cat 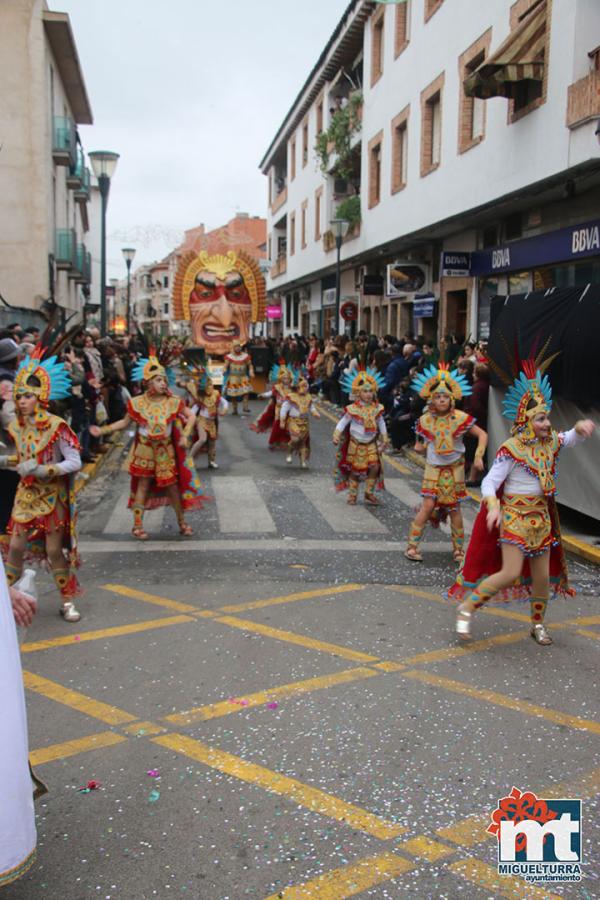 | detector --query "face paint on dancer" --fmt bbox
[298,379,309,394]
